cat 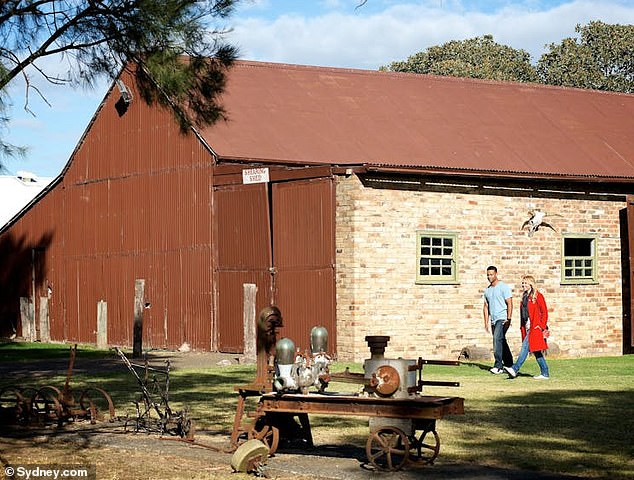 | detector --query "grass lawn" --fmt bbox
[0,342,632,479]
